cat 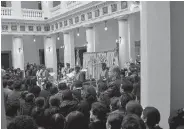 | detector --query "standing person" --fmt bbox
[74,66,85,83]
[63,63,71,76]
[100,63,109,81]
